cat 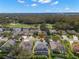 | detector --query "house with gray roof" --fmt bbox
[34,40,48,56]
